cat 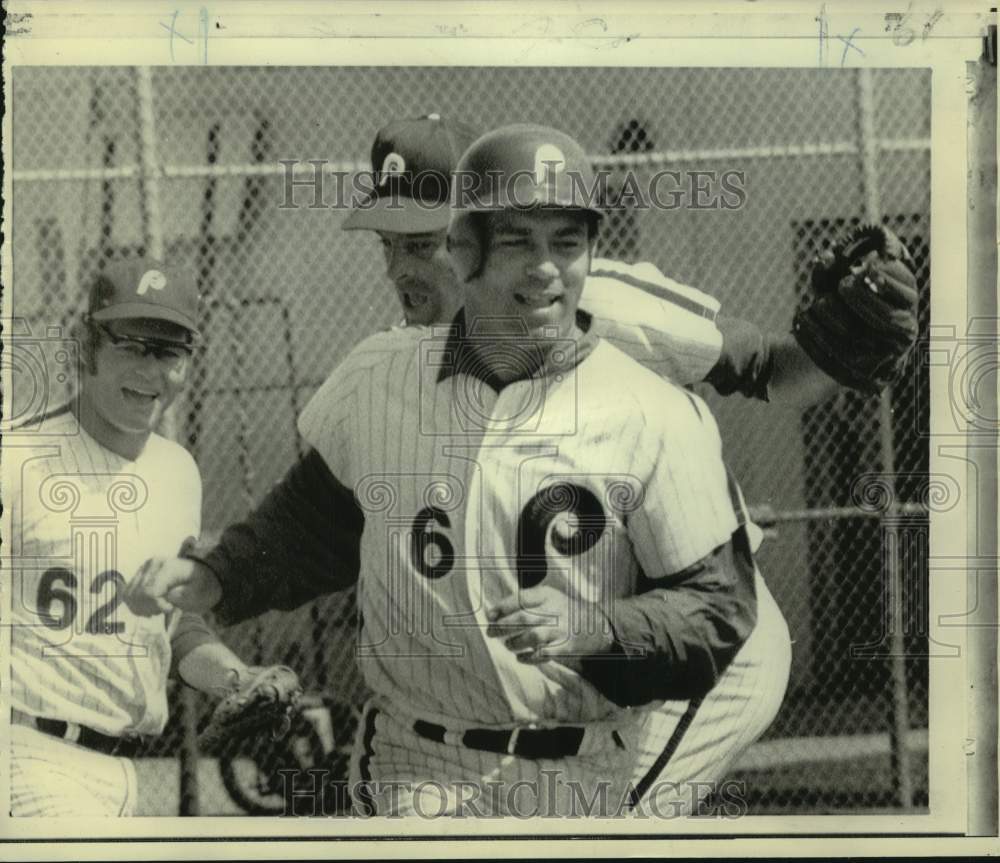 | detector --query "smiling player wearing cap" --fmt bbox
[5,258,281,817]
